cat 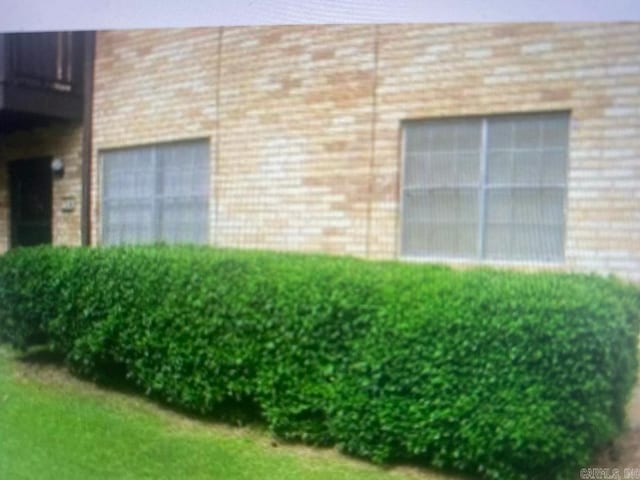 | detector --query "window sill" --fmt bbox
[400,255,567,272]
